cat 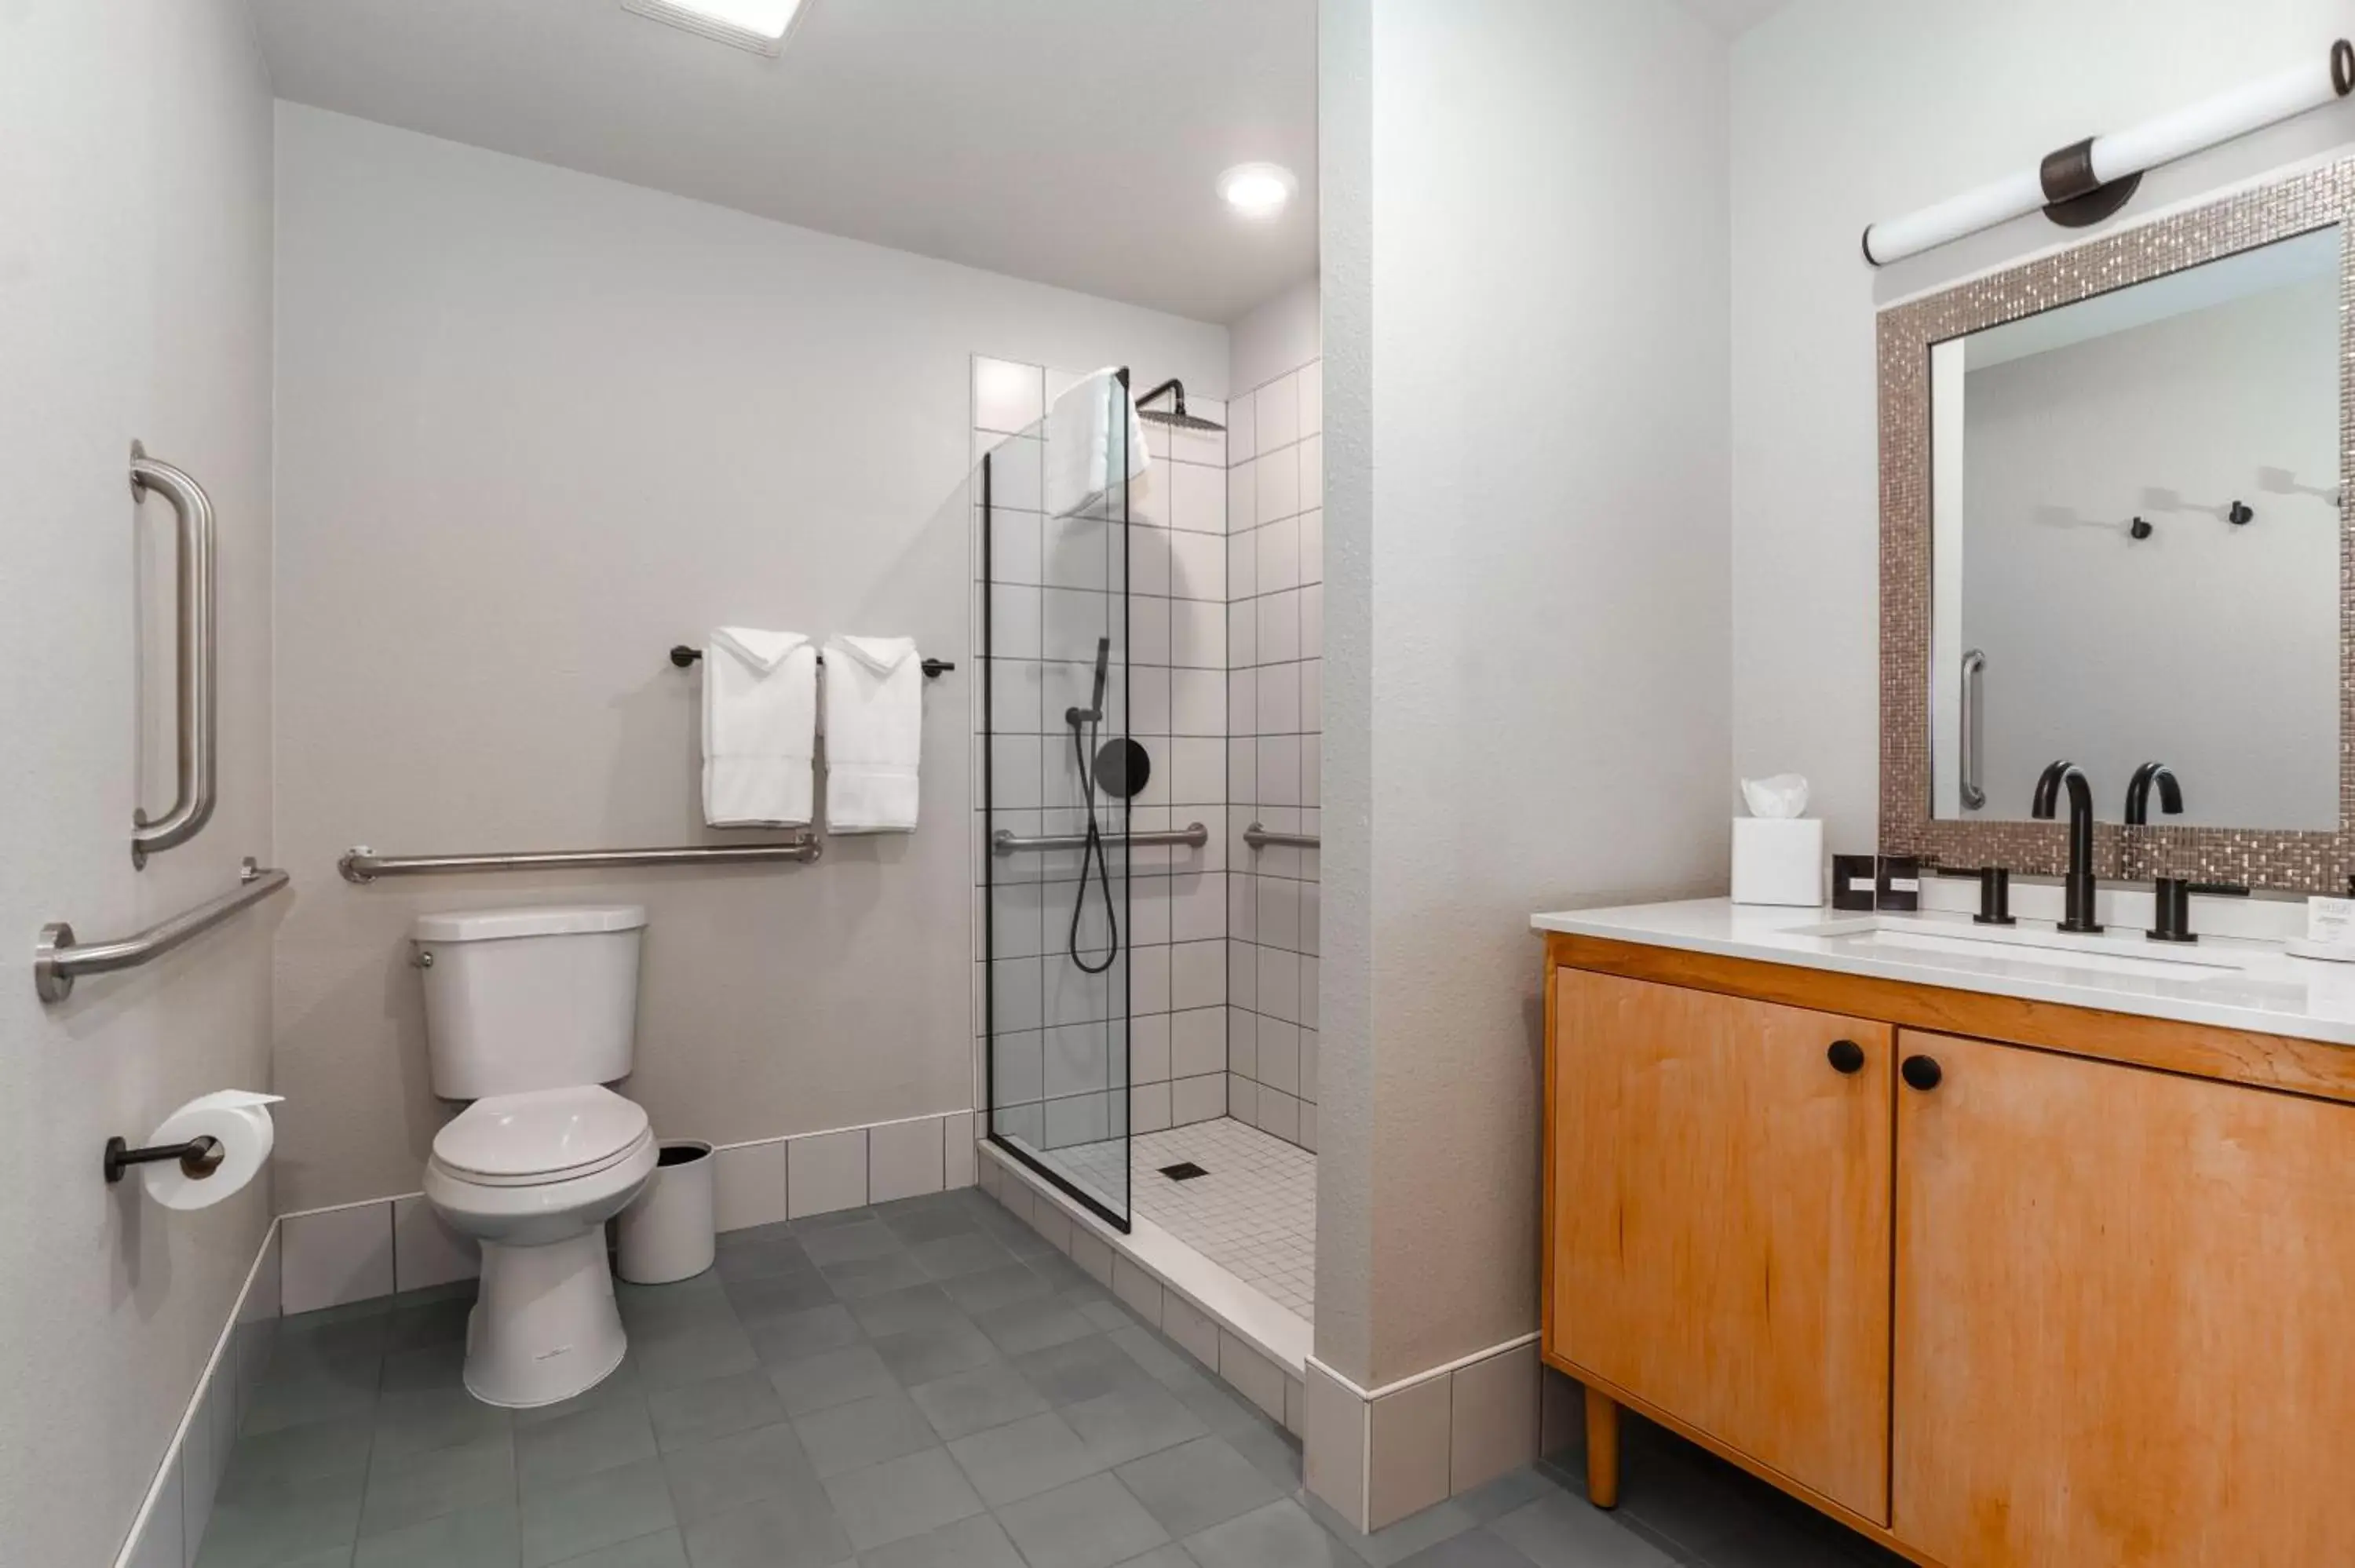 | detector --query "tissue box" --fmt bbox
[1732,818,1824,906]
